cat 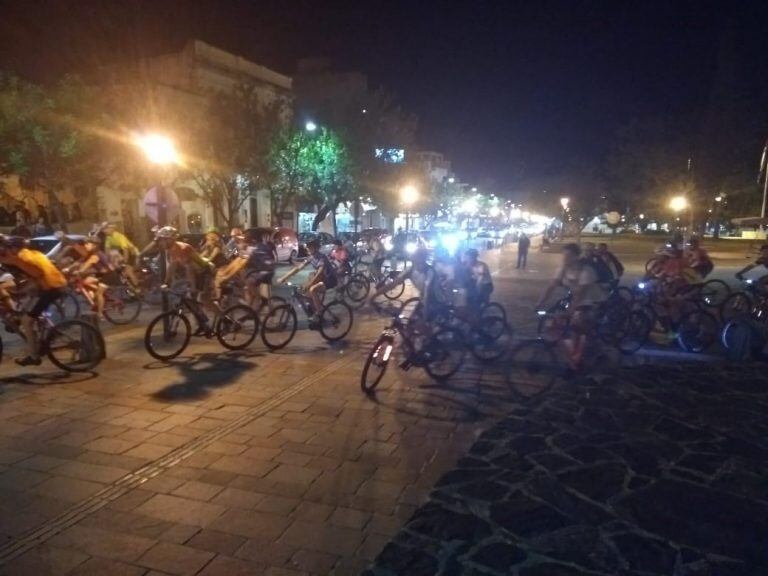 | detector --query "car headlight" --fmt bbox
[441,234,460,253]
